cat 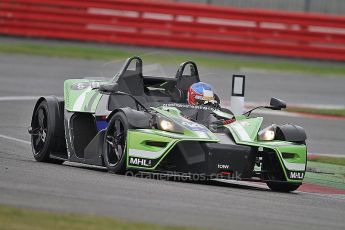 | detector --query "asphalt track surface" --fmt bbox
[1,54,345,230]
